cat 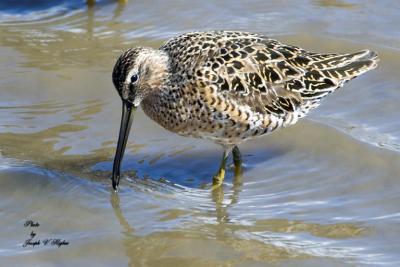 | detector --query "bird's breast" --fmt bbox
[141,93,189,133]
